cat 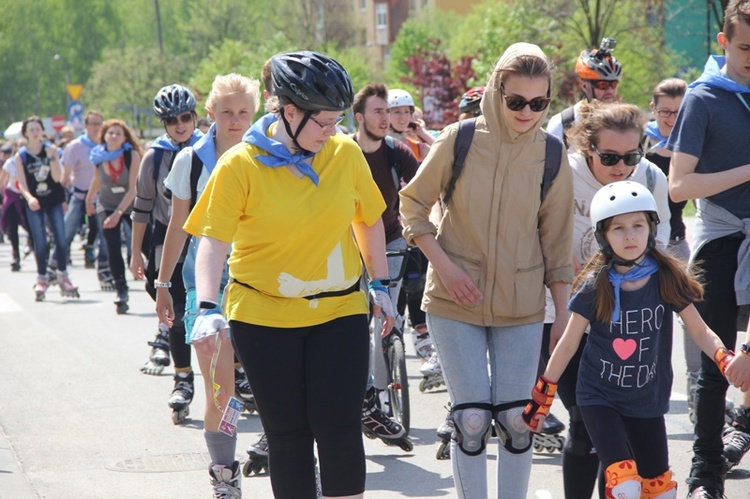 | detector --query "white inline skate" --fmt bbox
[57,270,80,299]
[168,371,194,424]
[33,274,50,302]
[419,351,445,392]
